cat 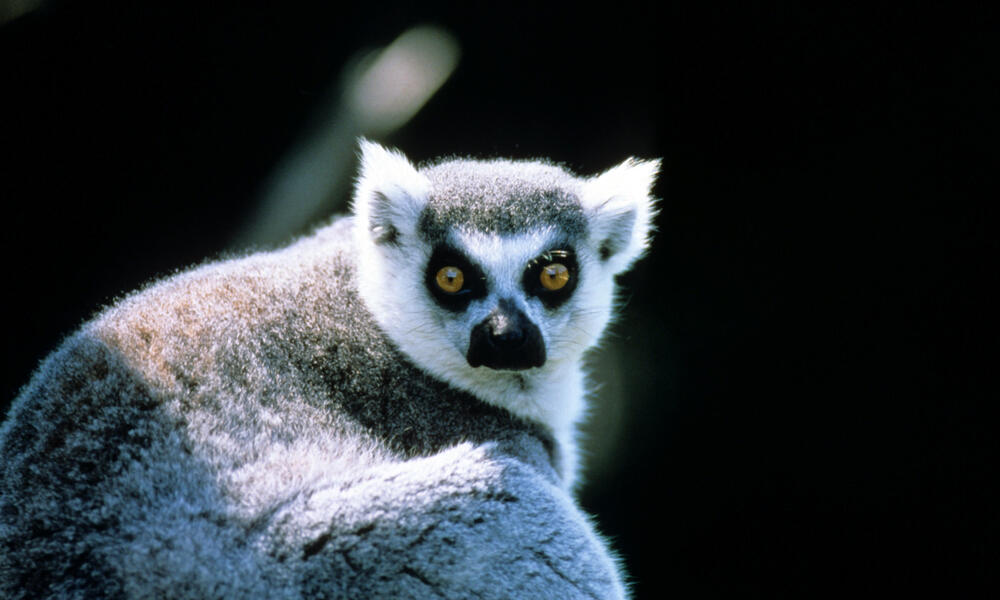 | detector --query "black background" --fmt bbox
[1,2,995,596]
